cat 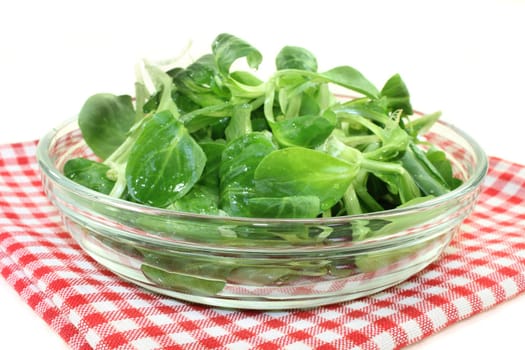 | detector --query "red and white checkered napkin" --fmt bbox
[1,140,525,350]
